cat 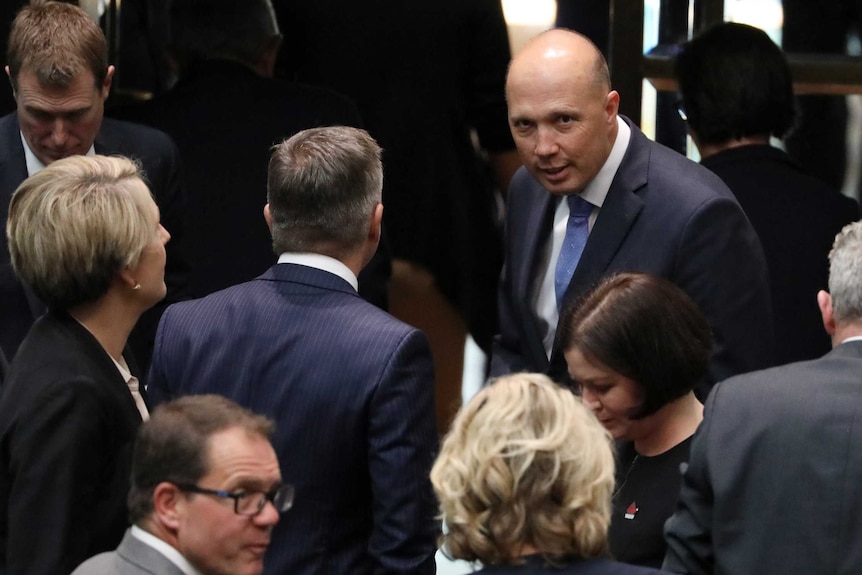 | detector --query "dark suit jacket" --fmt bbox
[148,263,439,575]
[0,311,144,575]
[108,60,392,307]
[491,117,774,395]
[0,347,6,390]
[0,112,190,369]
[663,340,862,575]
[72,529,185,575]
[702,145,860,365]
[478,554,671,574]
